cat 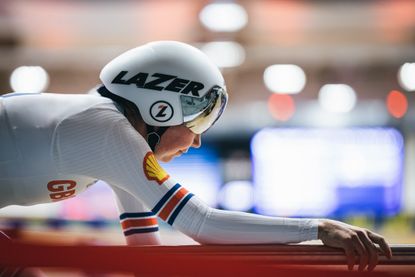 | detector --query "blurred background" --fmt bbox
[1,0,415,256]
